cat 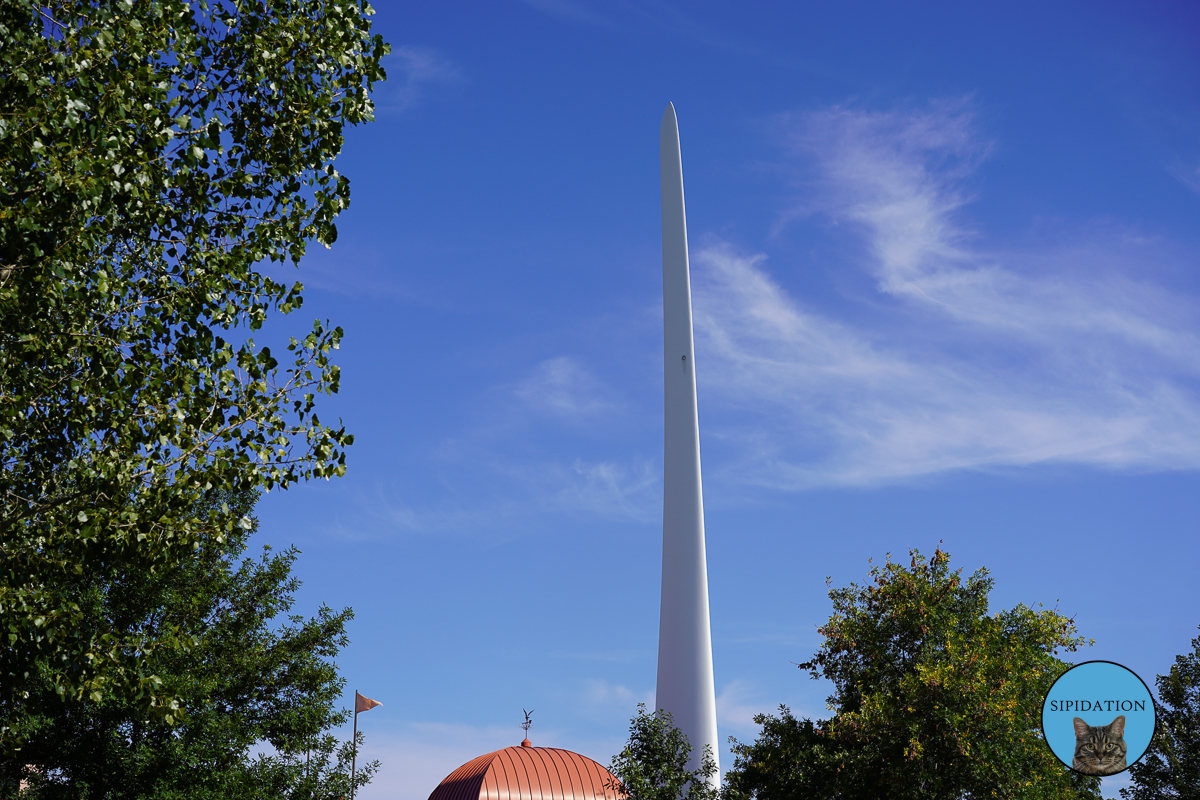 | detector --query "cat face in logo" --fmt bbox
[1072,715,1127,775]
